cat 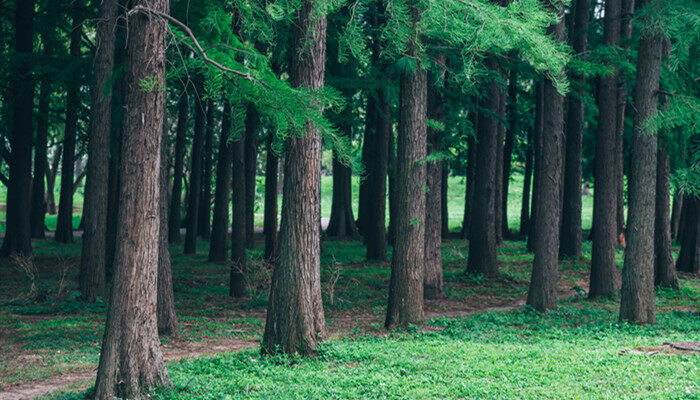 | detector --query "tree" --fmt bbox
[198,99,215,239]
[526,82,543,252]
[676,195,700,274]
[244,105,259,246]
[520,126,533,236]
[461,109,478,239]
[209,101,233,262]
[501,68,517,239]
[168,89,189,243]
[183,78,206,254]
[230,104,247,298]
[1,0,35,257]
[326,122,357,237]
[79,0,118,302]
[526,0,565,312]
[560,0,590,259]
[263,133,279,263]
[590,0,622,298]
[55,1,85,244]
[93,1,171,396]
[619,1,663,324]
[424,54,446,300]
[385,3,427,328]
